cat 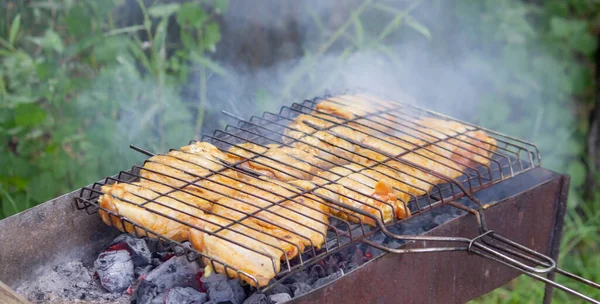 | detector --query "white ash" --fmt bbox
[111,234,152,267]
[201,273,247,304]
[268,293,292,304]
[14,261,129,304]
[158,286,207,304]
[94,250,134,293]
[145,255,201,291]
[290,282,312,297]
[242,293,269,304]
